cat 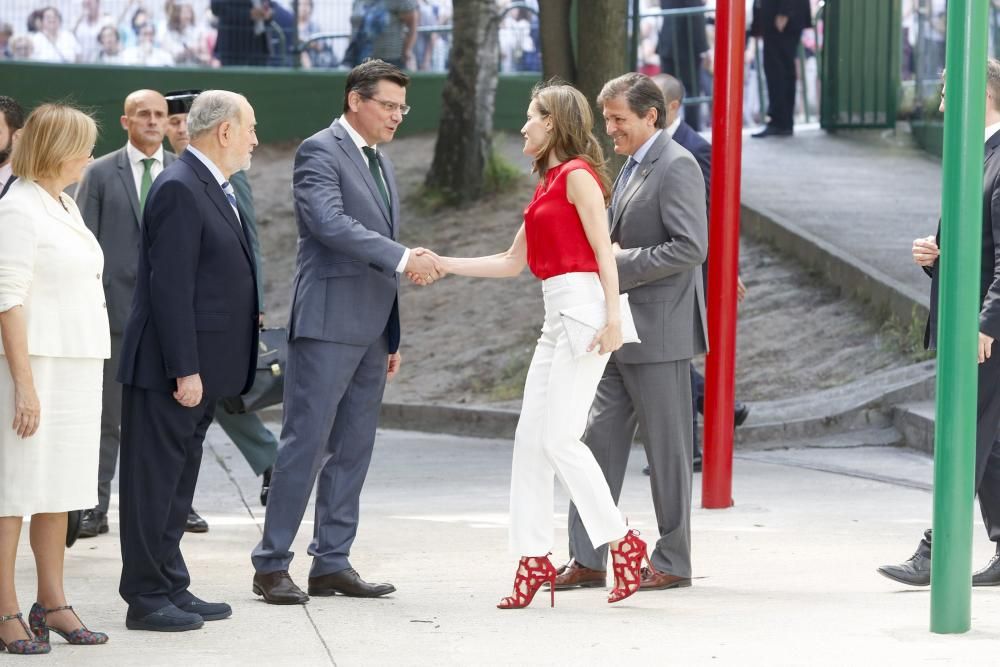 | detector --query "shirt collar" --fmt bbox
[338,115,376,153]
[631,129,663,164]
[0,163,11,186]
[184,145,227,187]
[665,116,682,140]
[987,122,1000,144]
[126,140,164,165]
